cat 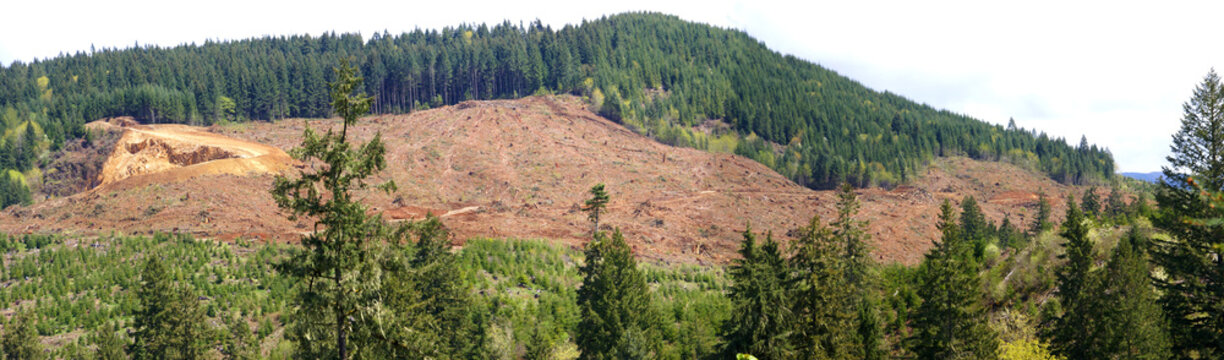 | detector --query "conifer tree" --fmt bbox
[222,313,256,360]
[1088,228,1171,359]
[856,296,885,360]
[1153,69,1224,358]
[583,183,610,233]
[132,255,210,360]
[2,311,44,360]
[1031,192,1053,236]
[789,215,854,359]
[833,183,871,289]
[721,228,793,359]
[1080,187,1101,220]
[997,215,1023,249]
[576,229,657,360]
[92,322,127,360]
[399,216,487,358]
[1045,197,1094,359]
[960,195,990,257]
[271,60,397,360]
[1105,187,1126,221]
[576,183,656,360]
[909,200,998,359]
